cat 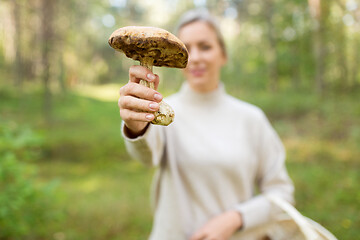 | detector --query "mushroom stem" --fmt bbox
[139,60,175,126]
[140,60,155,89]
